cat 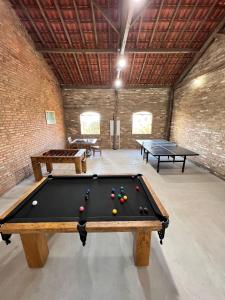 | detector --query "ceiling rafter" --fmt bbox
[187,2,218,48]
[85,54,94,83]
[148,0,165,47]
[20,0,64,82]
[159,0,182,47]
[72,0,86,47]
[131,0,152,27]
[175,13,225,86]
[18,0,44,45]
[146,57,158,84]
[137,54,148,83]
[90,0,98,46]
[92,0,120,35]
[128,54,135,83]
[97,54,102,83]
